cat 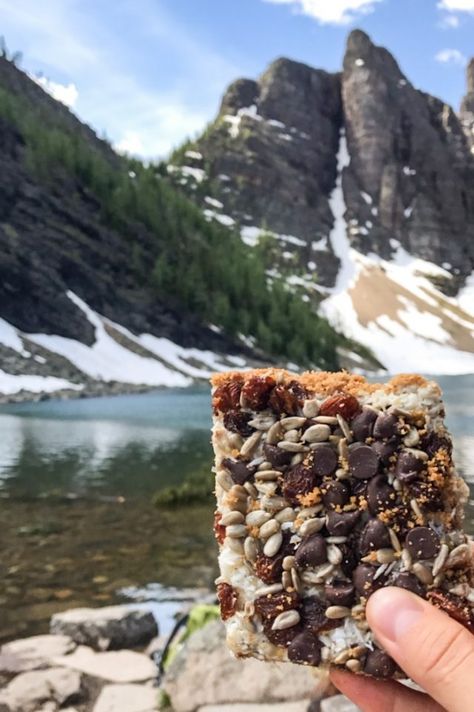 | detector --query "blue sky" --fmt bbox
[0,0,473,159]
